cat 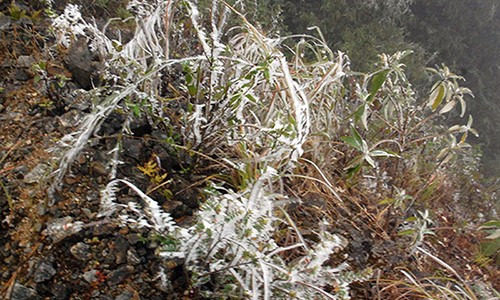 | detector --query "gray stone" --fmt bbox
[113,236,129,265]
[122,138,143,162]
[14,68,30,81]
[11,283,40,300]
[115,290,134,300]
[64,39,101,89]
[82,269,98,283]
[0,14,11,31]
[24,163,51,184]
[17,55,35,68]
[107,265,134,286]
[33,260,57,282]
[70,242,92,261]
